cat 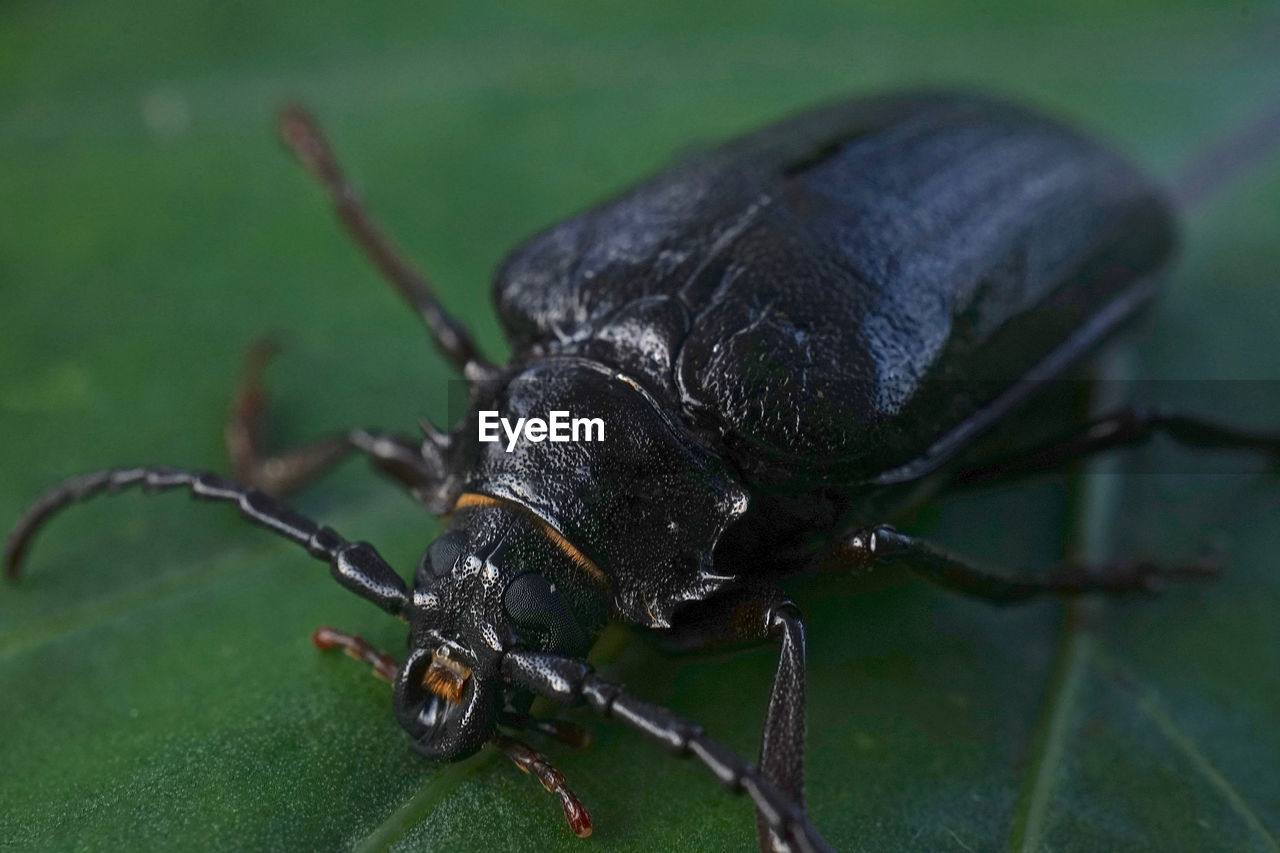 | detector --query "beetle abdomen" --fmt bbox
[495,92,1176,489]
